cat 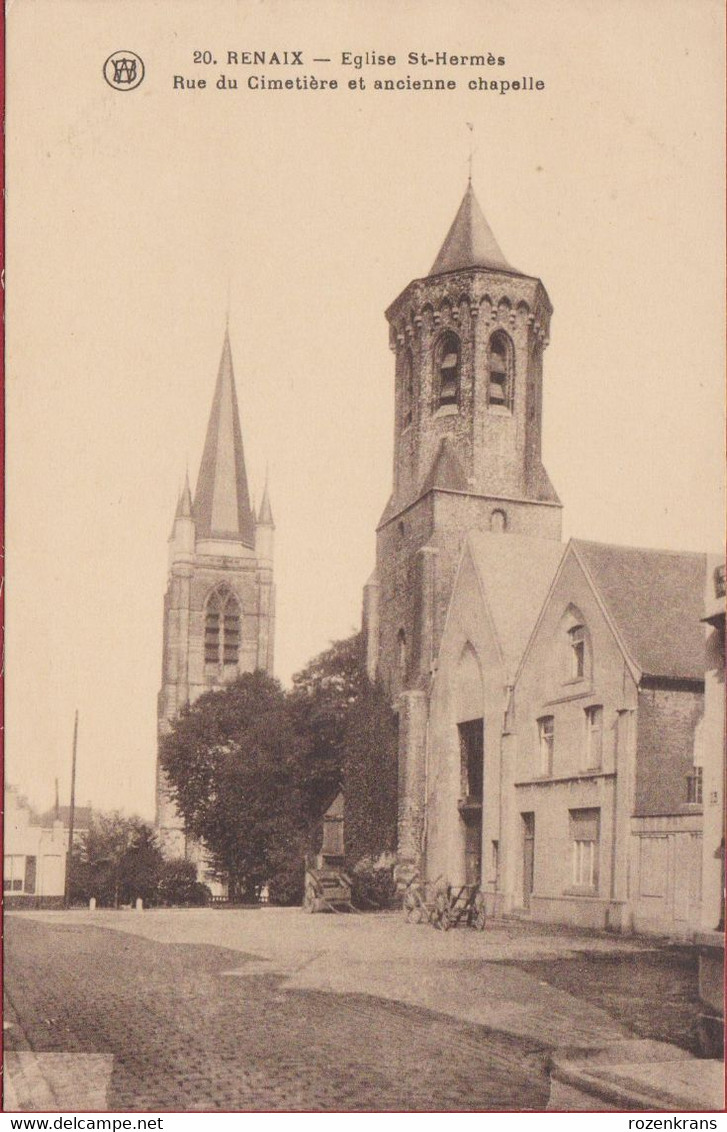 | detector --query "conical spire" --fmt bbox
[175,470,193,520]
[429,183,516,276]
[193,329,255,547]
[258,470,274,527]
